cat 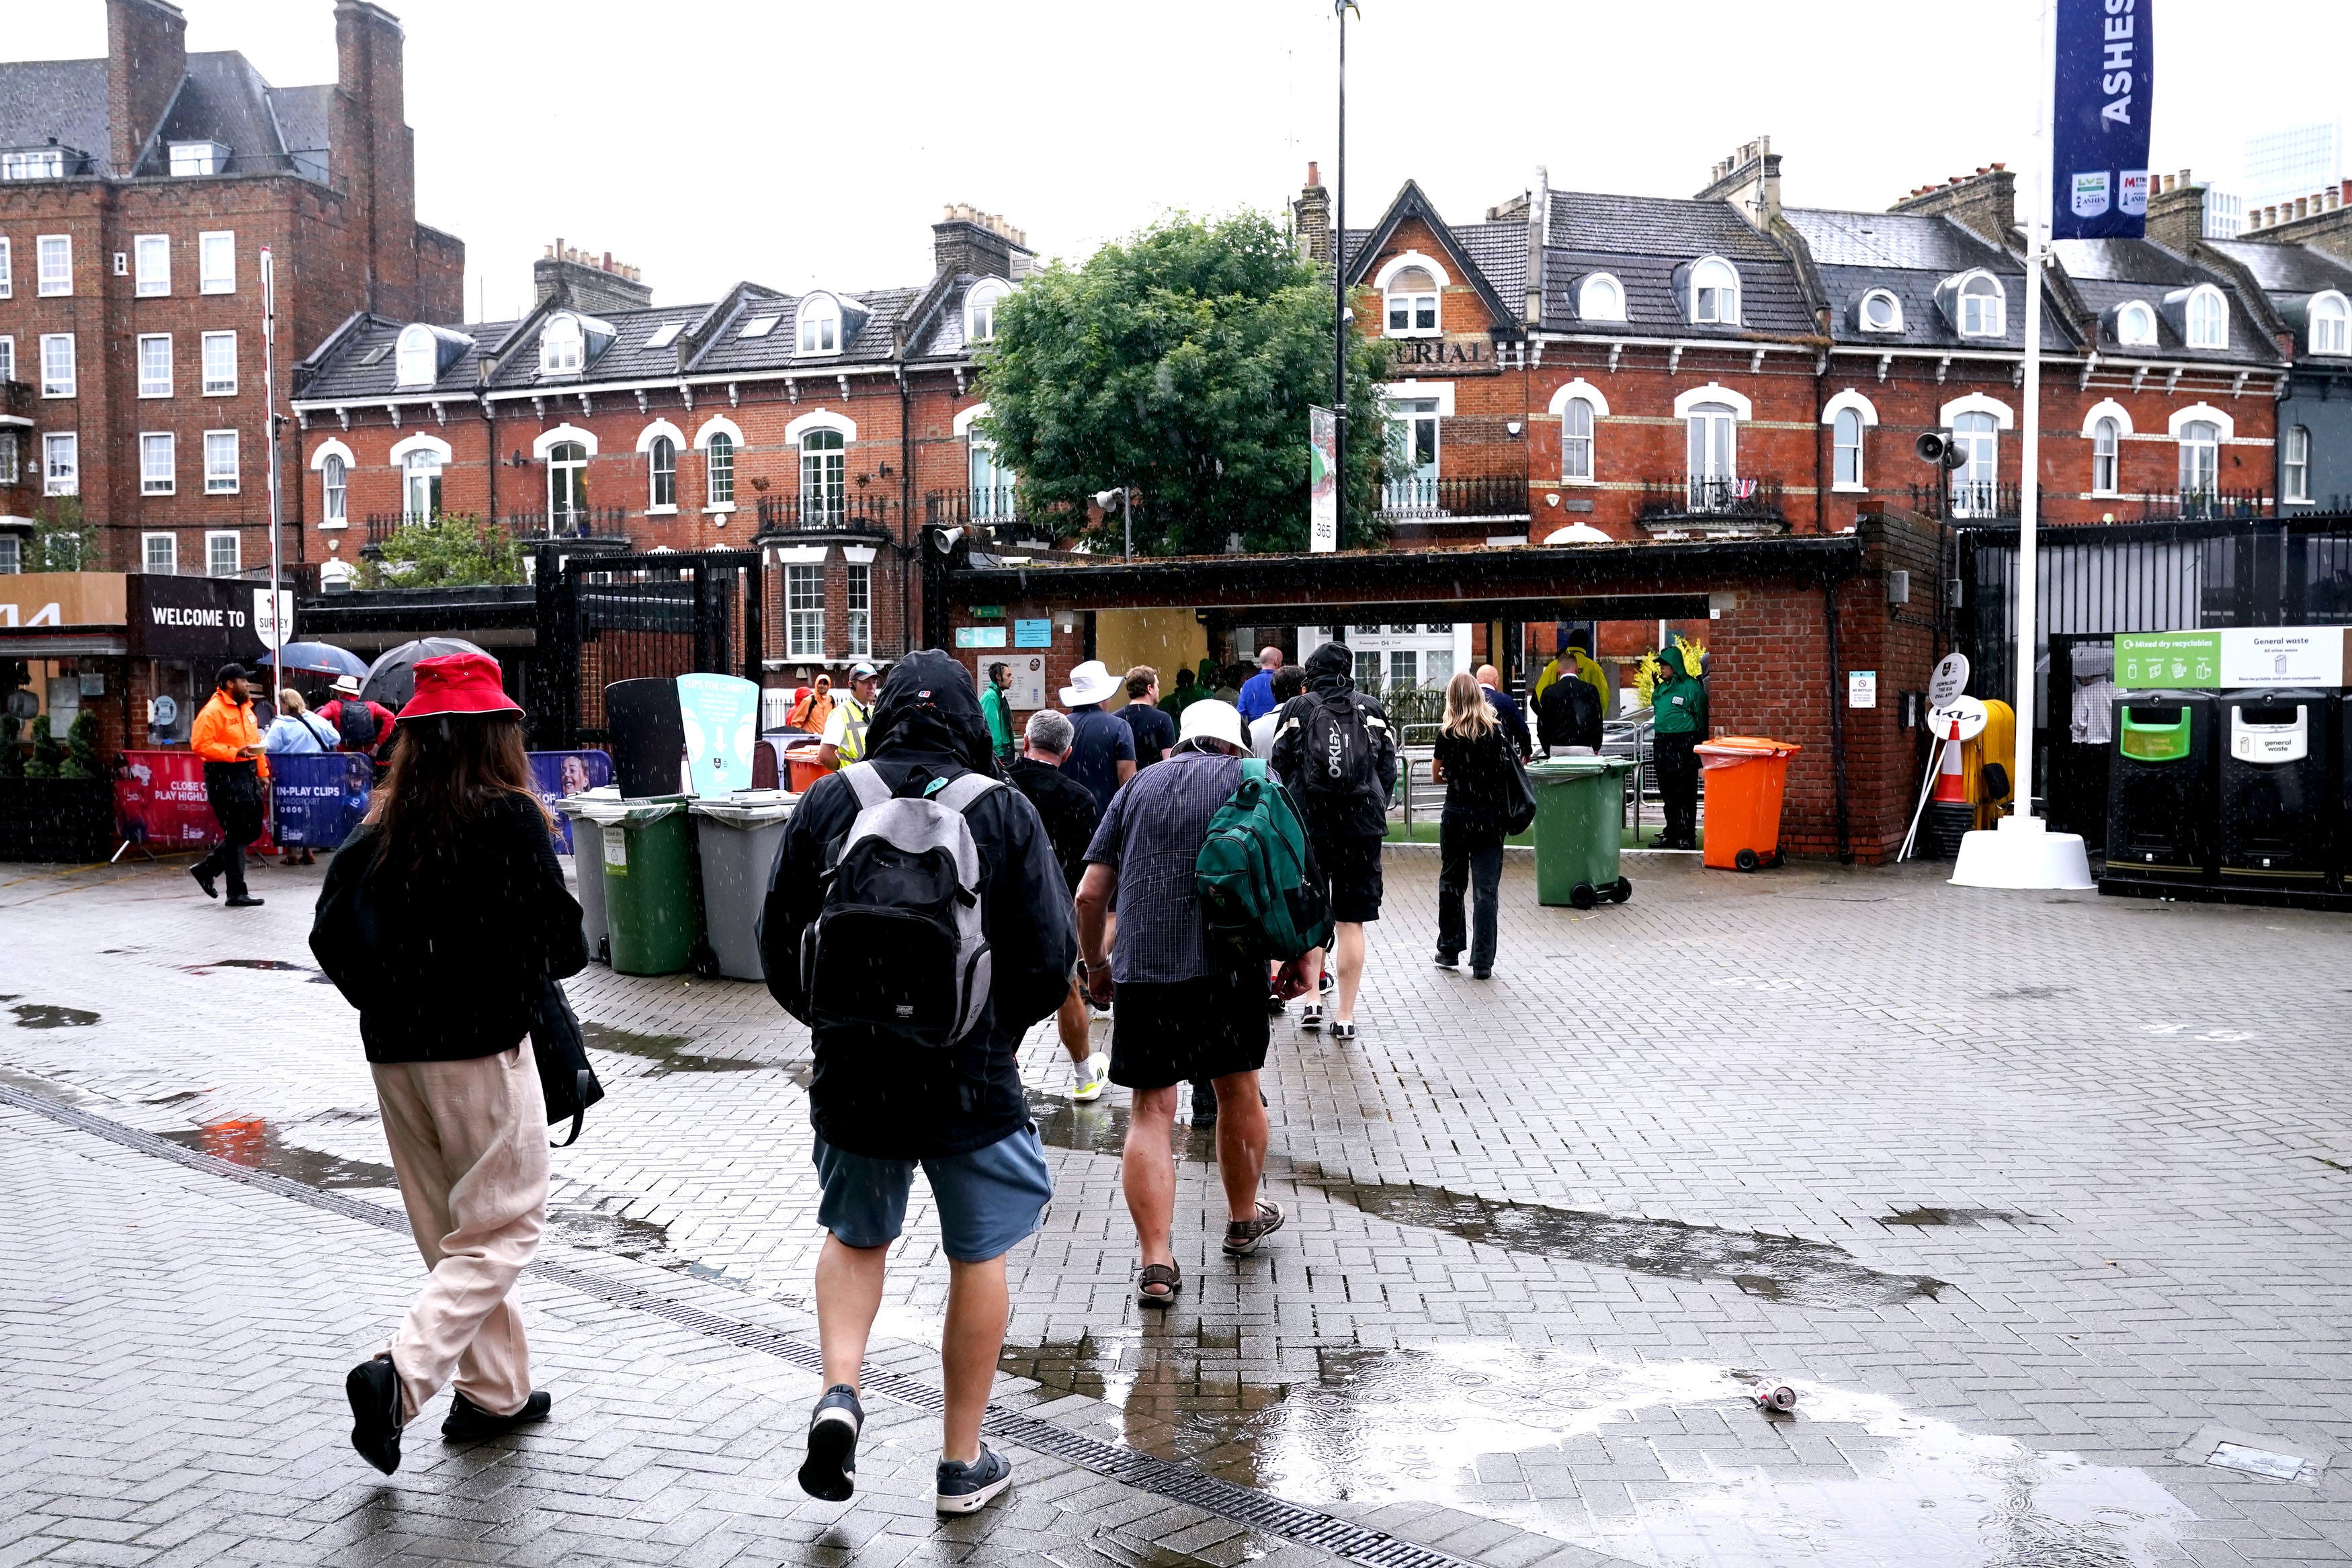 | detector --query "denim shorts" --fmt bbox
[812,1125,1054,1263]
